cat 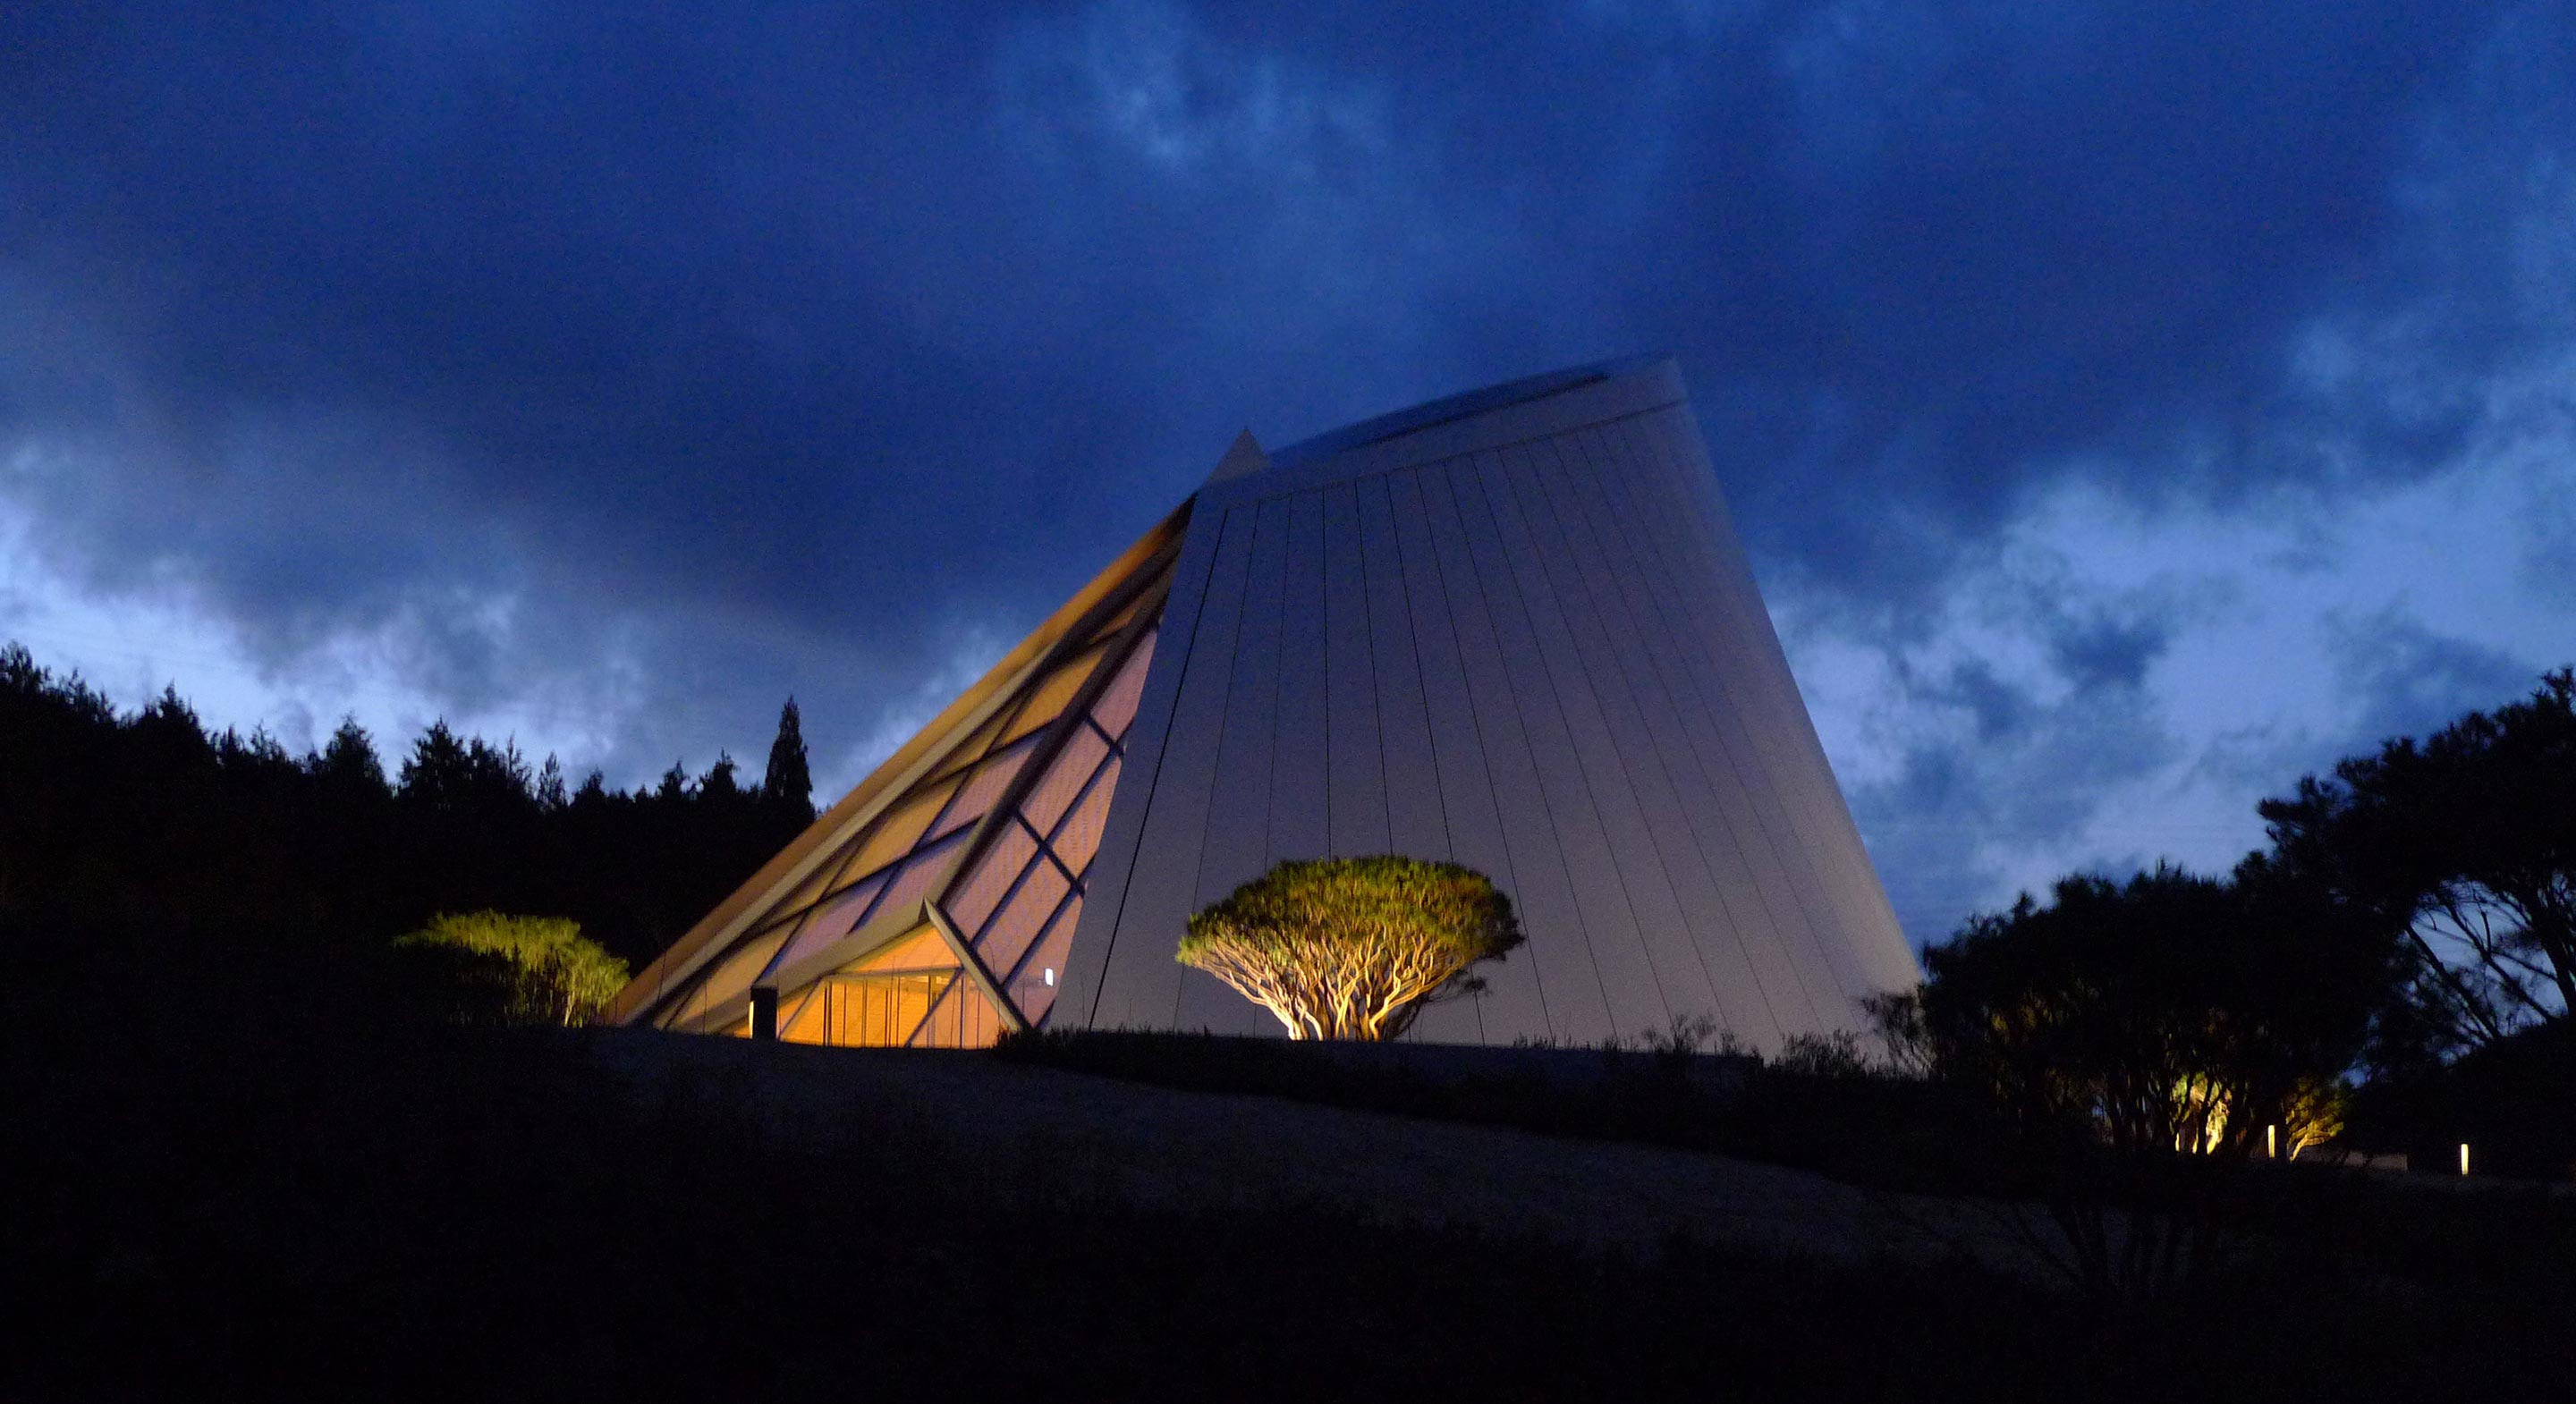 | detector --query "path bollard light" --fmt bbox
[2267,1124,2278,1159]
[2459,1142,2470,1176]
